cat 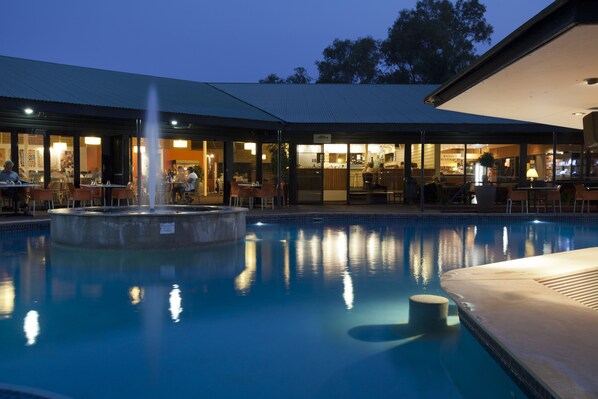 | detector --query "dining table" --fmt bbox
[0,182,39,215]
[516,186,558,213]
[238,183,261,209]
[81,183,127,206]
